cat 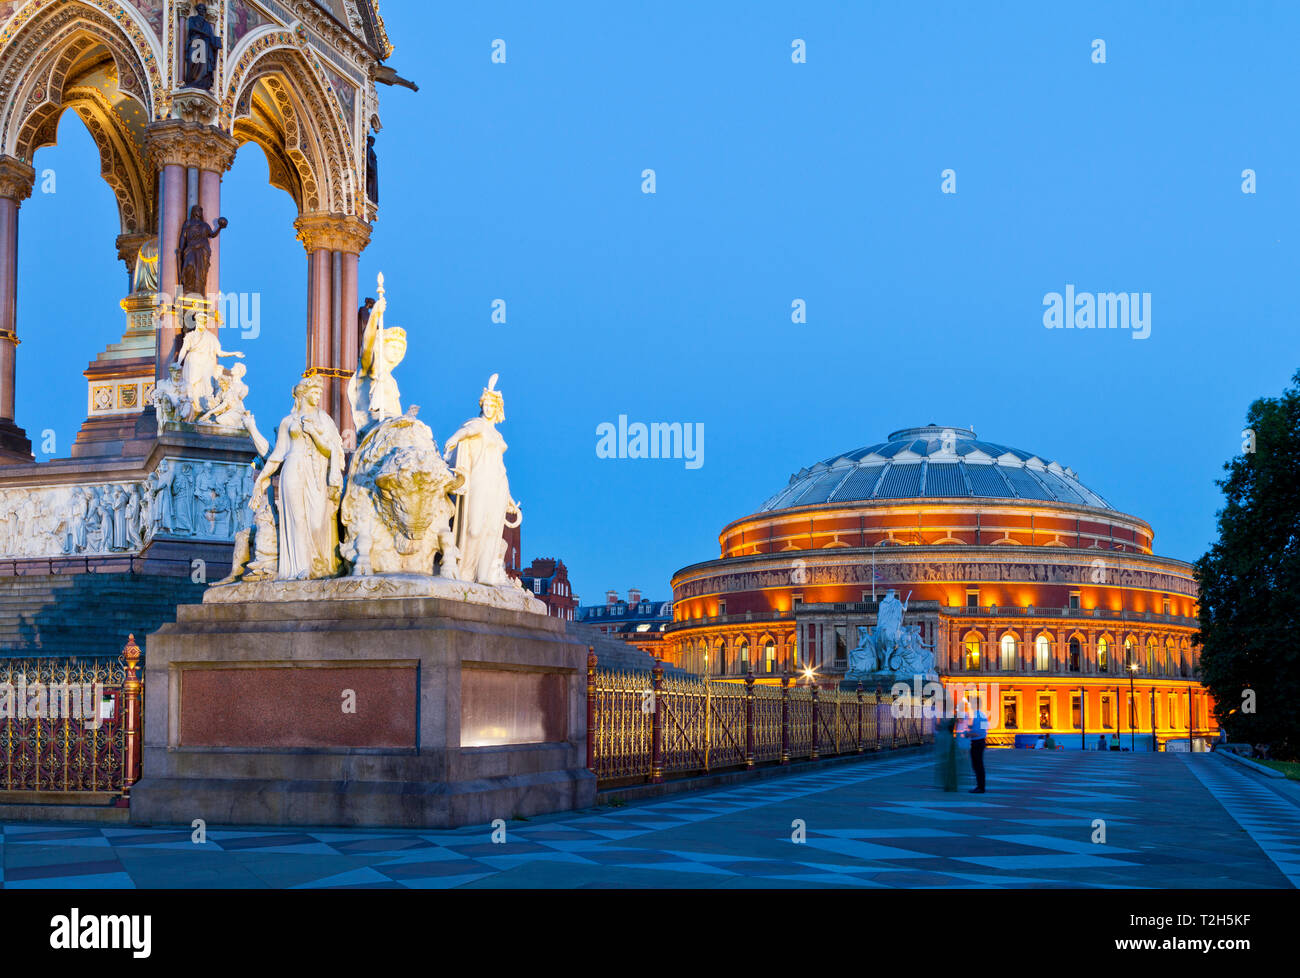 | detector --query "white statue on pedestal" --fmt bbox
[177,321,244,419]
[347,272,406,438]
[252,376,345,580]
[444,374,522,587]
